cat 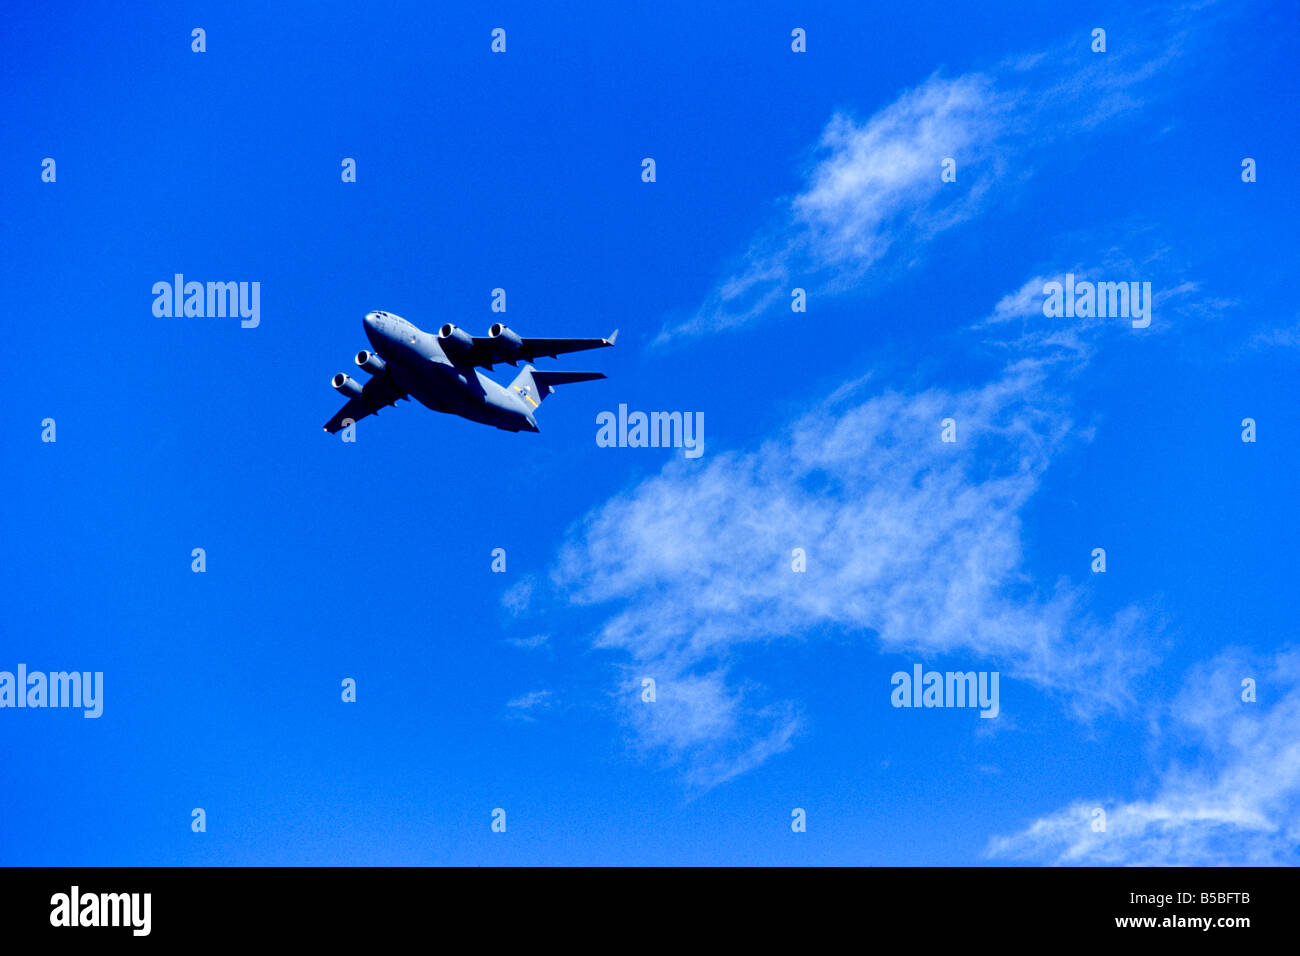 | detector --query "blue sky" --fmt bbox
[2,0,1298,865]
